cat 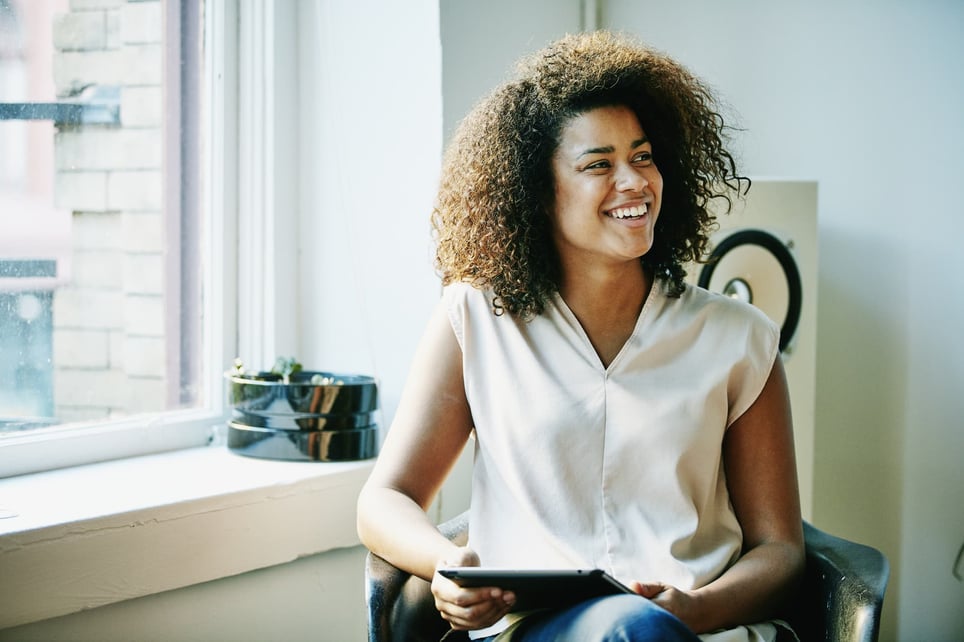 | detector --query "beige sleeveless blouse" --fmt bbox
[444,281,782,641]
